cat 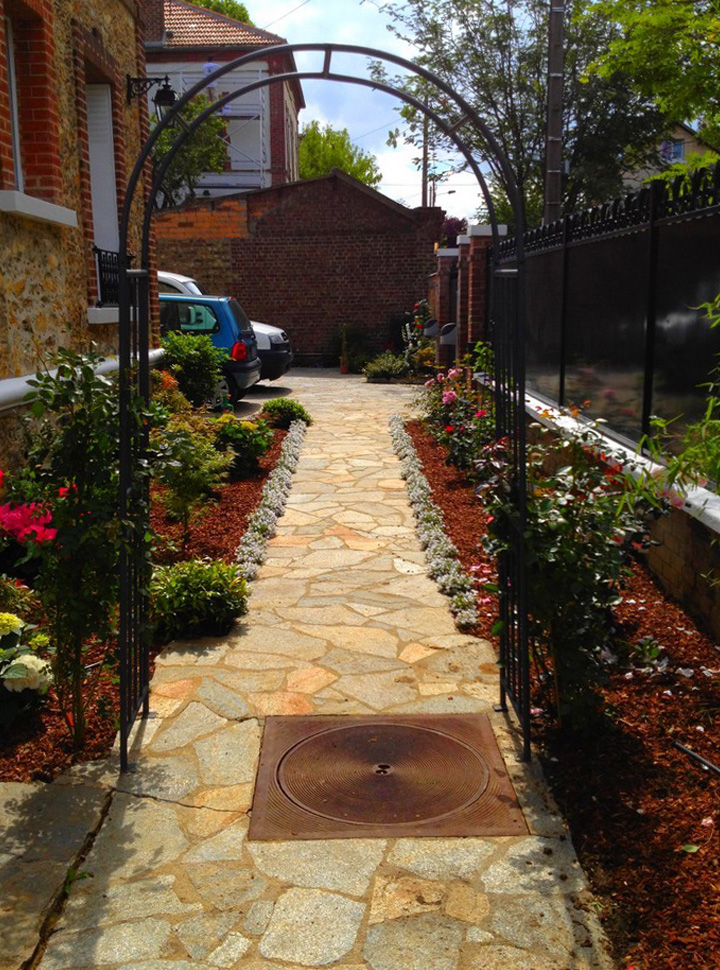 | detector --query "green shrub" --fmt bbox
[363,351,410,380]
[0,575,35,614]
[213,414,274,479]
[150,369,193,422]
[160,332,228,407]
[150,558,249,641]
[419,367,495,473]
[260,398,313,429]
[8,347,129,748]
[152,424,232,550]
[478,423,656,729]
